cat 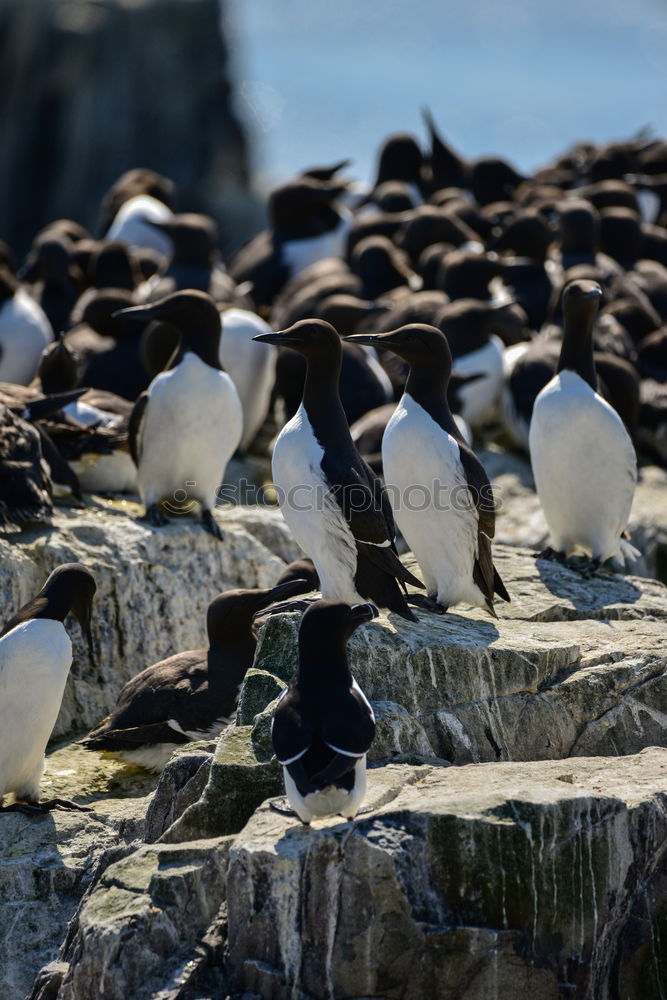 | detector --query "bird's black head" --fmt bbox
[346,323,452,375]
[40,563,97,664]
[374,132,424,187]
[38,339,80,394]
[253,318,342,363]
[269,178,346,236]
[90,241,139,291]
[562,278,603,328]
[114,290,222,368]
[557,199,600,255]
[299,600,378,660]
[149,213,219,266]
[206,579,314,647]
[97,167,176,234]
[81,289,136,339]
